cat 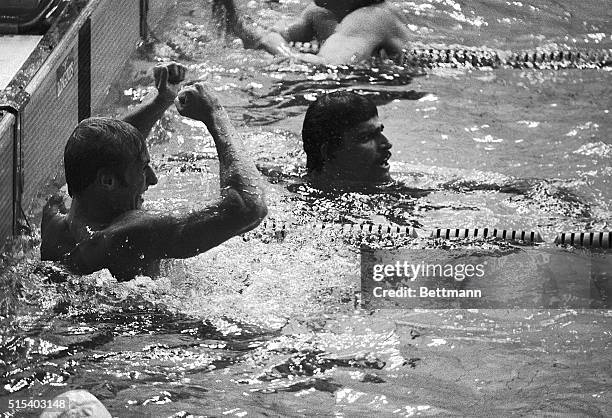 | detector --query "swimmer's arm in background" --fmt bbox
[230,18,294,57]
[260,6,319,57]
[121,62,187,138]
[273,6,315,43]
[63,83,268,274]
[222,0,313,58]
[216,0,281,52]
